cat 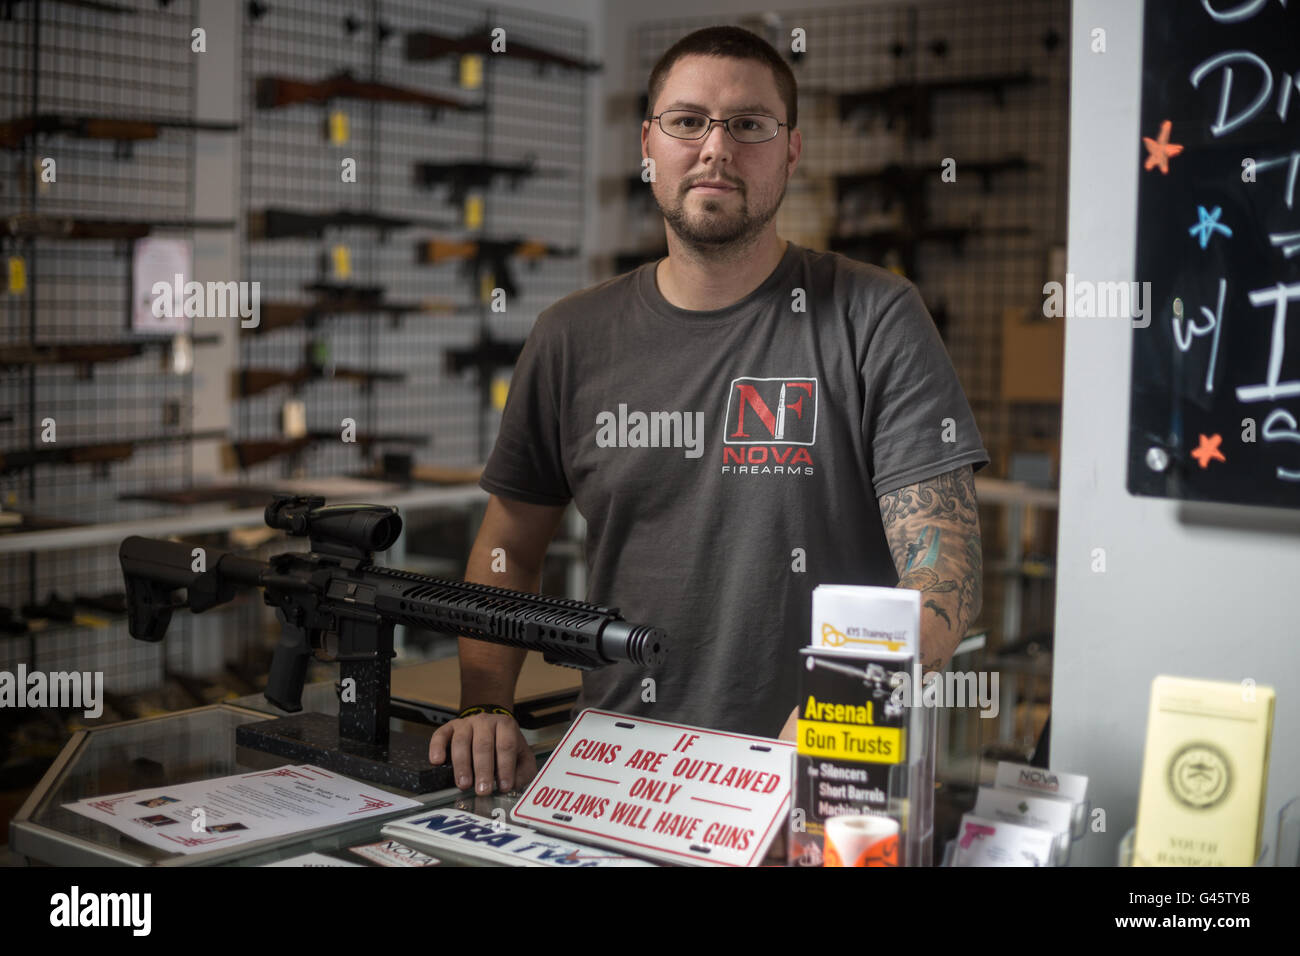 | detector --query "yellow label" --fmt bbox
[796,719,904,764]
[491,375,510,411]
[282,399,307,438]
[7,257,26,294]
[459,54,483,90]
[331,244,352,279]
[479,270,496,303]
[464,194,484,230]
[329,110,349,145]
[820,621,907,652]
